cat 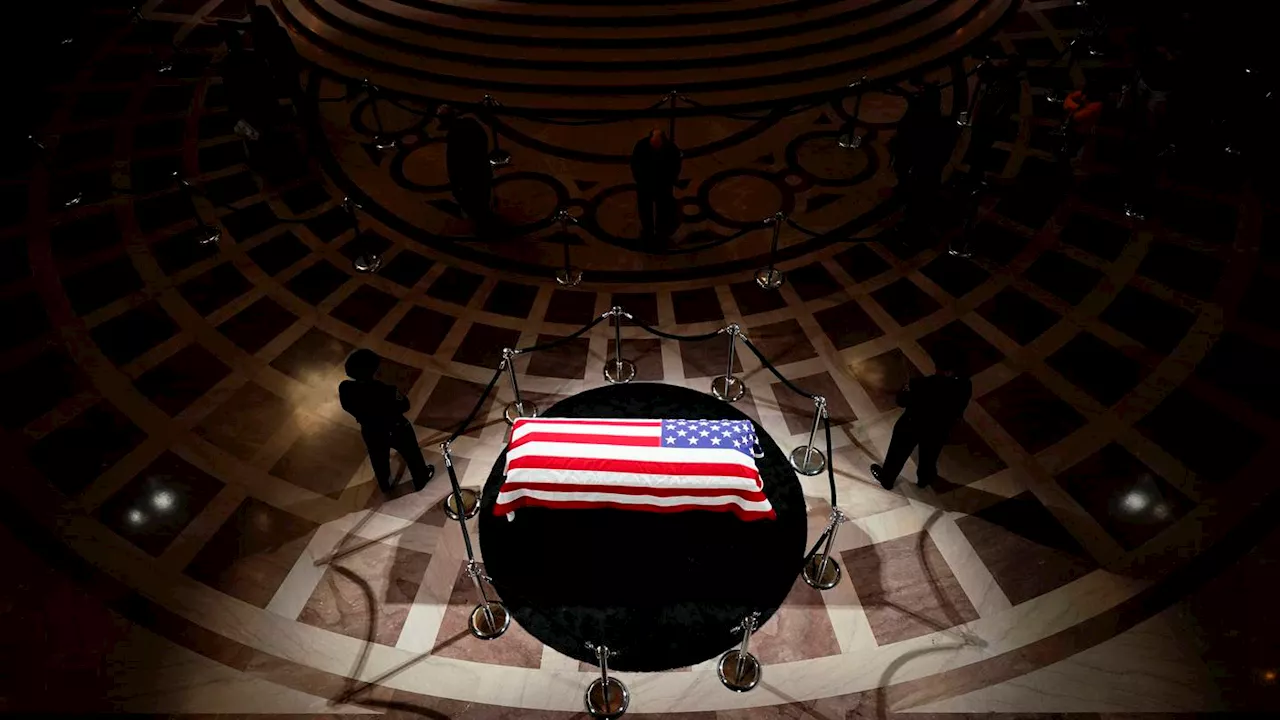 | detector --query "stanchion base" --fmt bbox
[373,136,398,151]
[469,602,511,640]
[711,375,746,403]
[197,226,222,246]
[802,553,842,590]
[754,268,784,290]
[947,245,971,259]
[789,445,826,476]
[556,267,583,287]
[717,650,761,692]
[443,488,479,521]
[64,191,84,208]
[838,133,862,149]
[489,149,512,167]
[353,253,382,274]
[504,401,539,425]
[603,359,637,385]
[584,677,629,719]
